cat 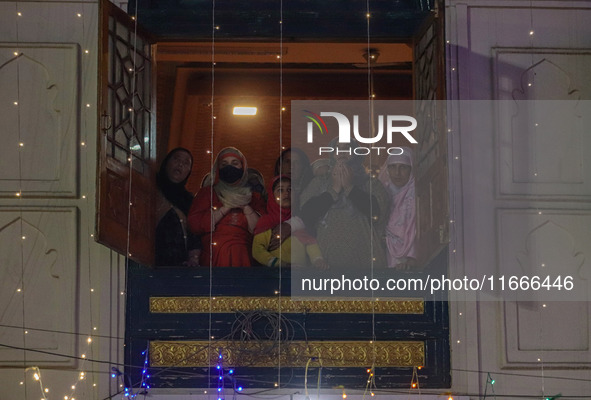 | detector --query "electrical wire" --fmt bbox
[0,323,124,340]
